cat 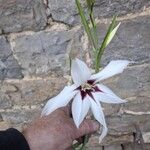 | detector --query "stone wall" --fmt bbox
[0,0,150,149]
